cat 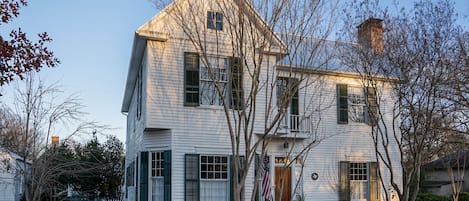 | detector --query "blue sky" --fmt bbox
[0,0,467,143]
[0,0,157,142]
